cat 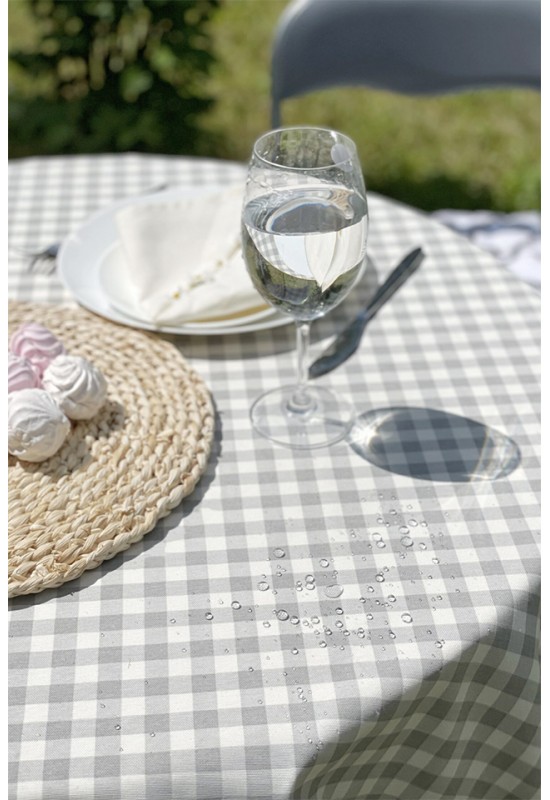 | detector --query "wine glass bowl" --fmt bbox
[241,127,369,449]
